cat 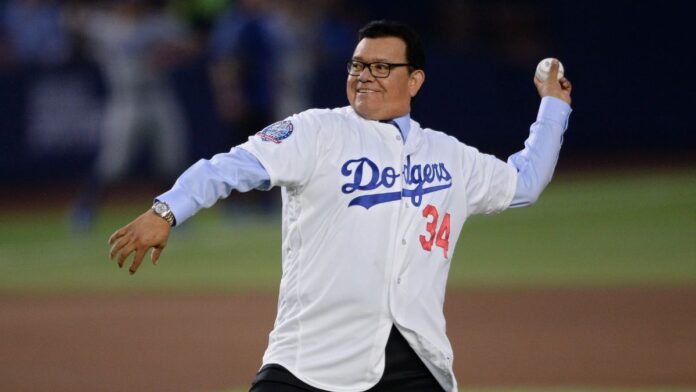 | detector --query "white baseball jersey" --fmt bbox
[240,106,517,392]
